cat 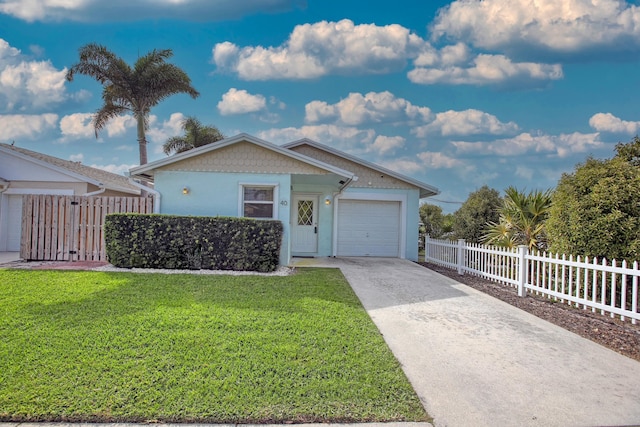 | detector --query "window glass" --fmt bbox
[244,187,273,201]
[242,186,275,219]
